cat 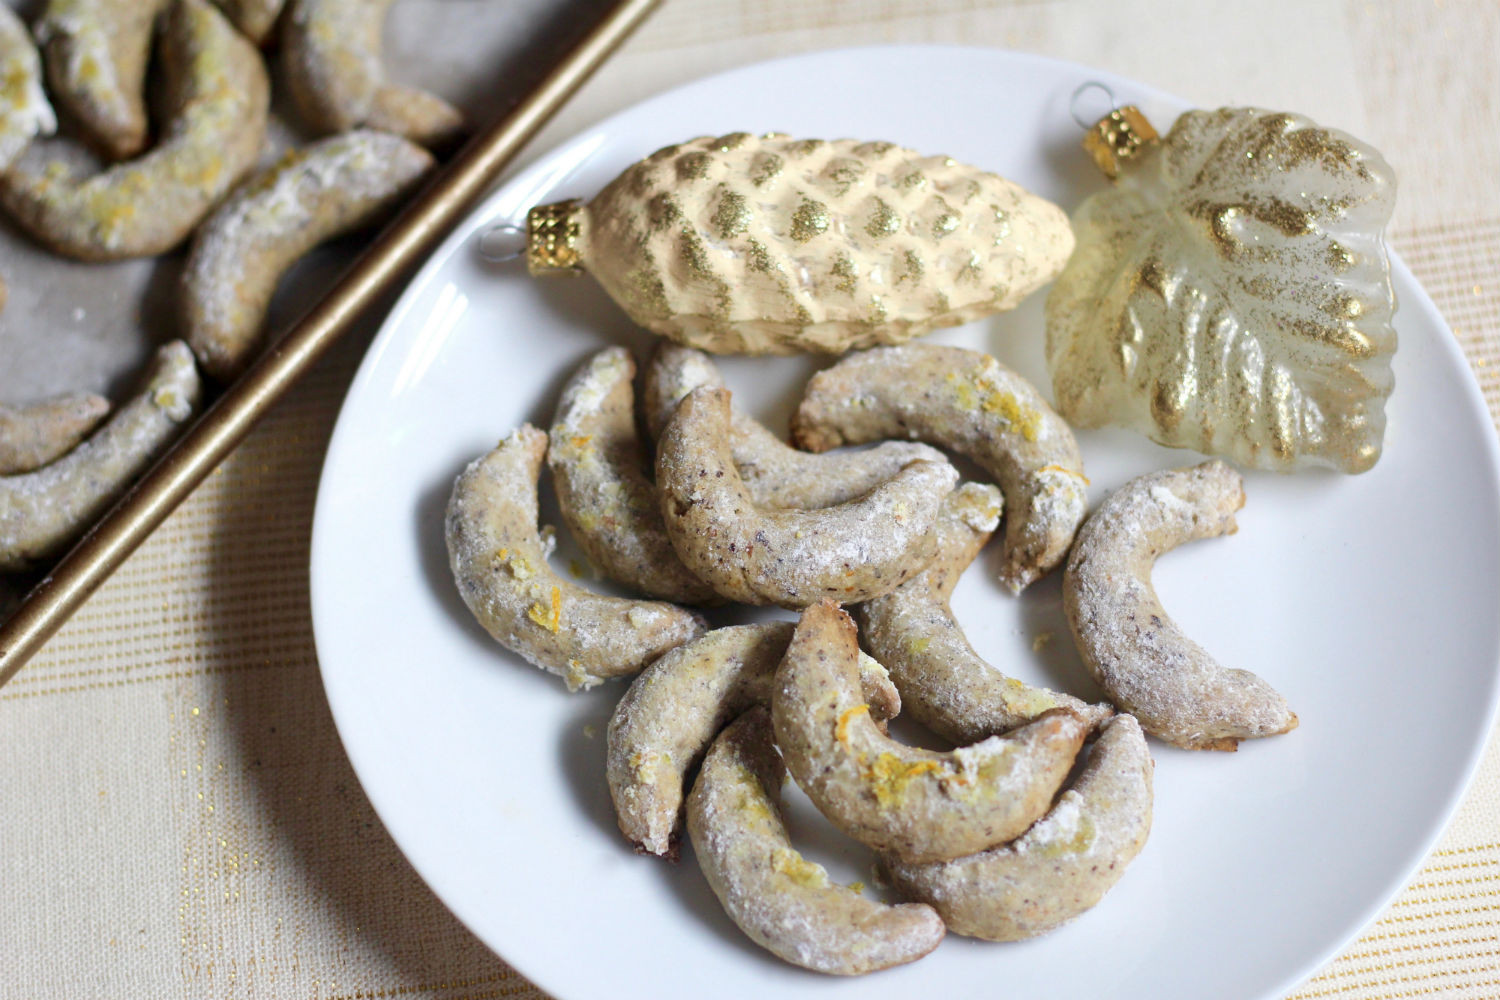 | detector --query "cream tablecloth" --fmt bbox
[3,1,1499,997]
